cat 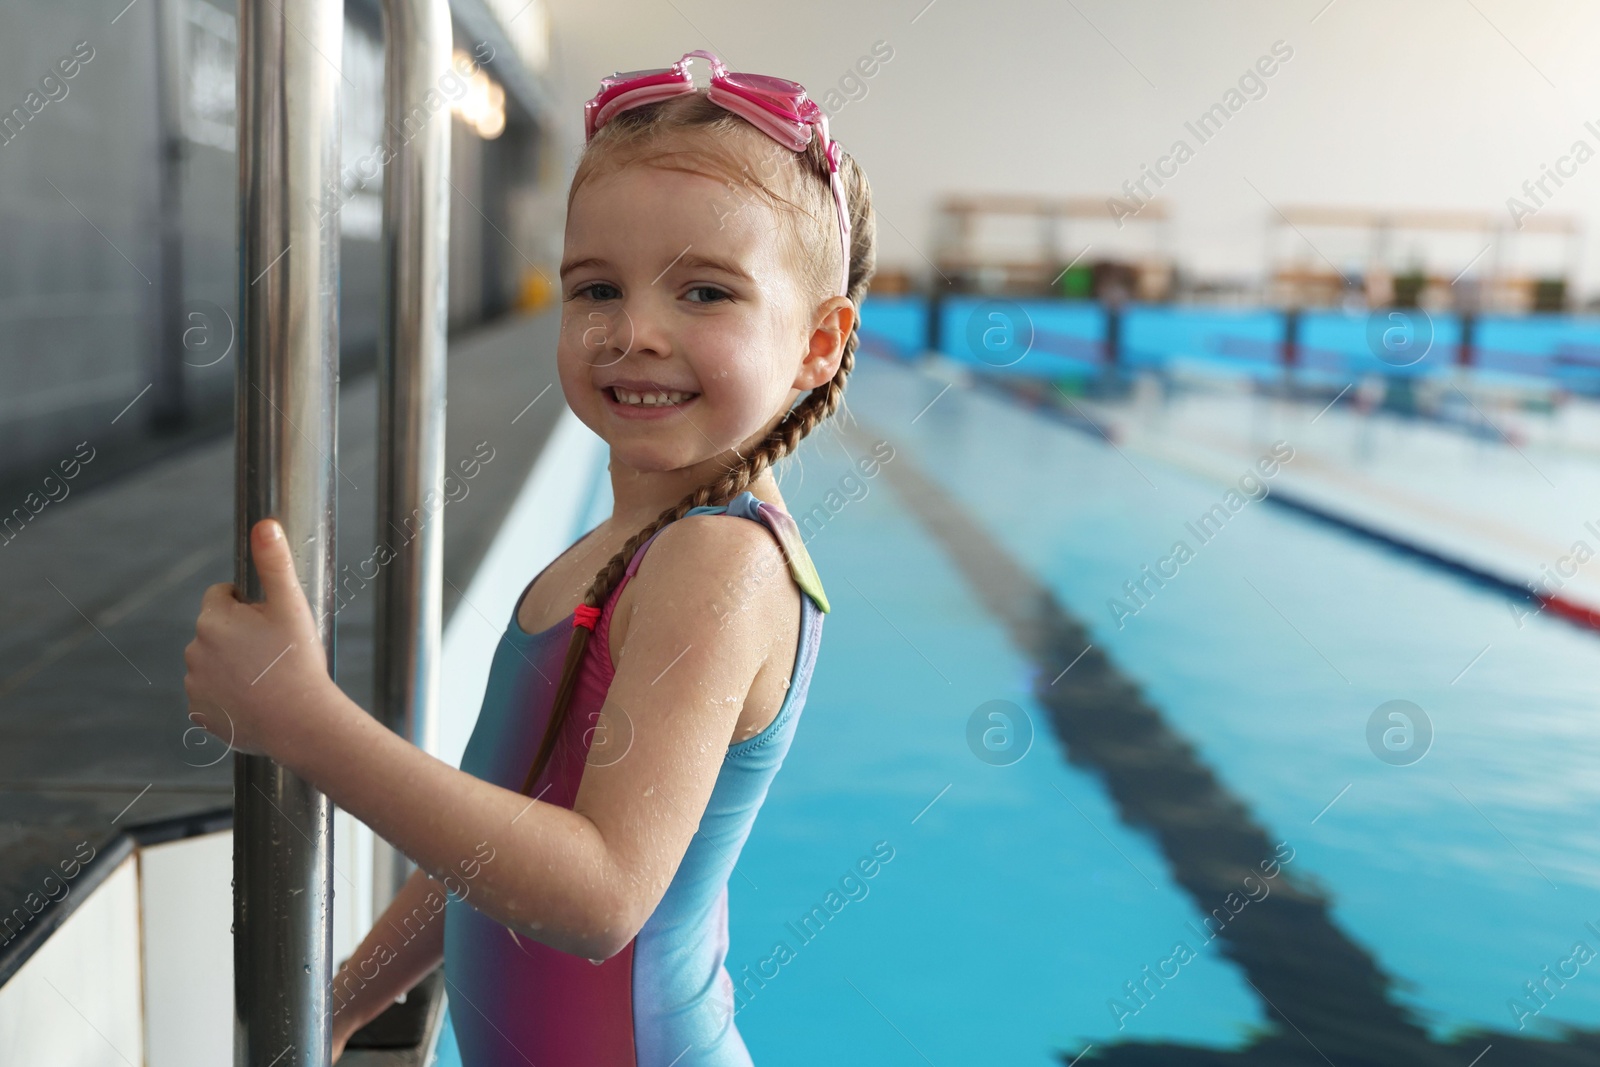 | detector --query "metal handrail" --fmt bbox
[234,0,341,1062]
[371,0,453,914]
[235,0,450,1057]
